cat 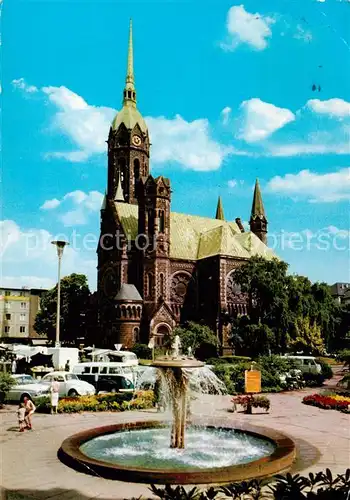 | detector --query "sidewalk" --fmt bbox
[1,373,349,500]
